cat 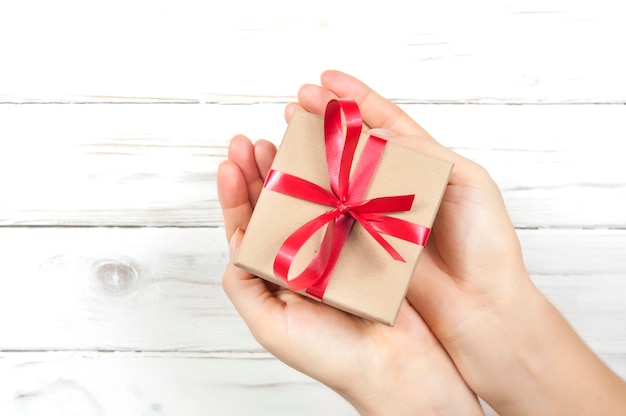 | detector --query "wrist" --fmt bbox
[336,339,484,416]
[508,290,626,415]
[434,274,539,410]
[443,274,626,415]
